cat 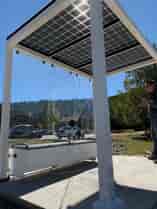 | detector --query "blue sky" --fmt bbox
[0,0,157,102]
